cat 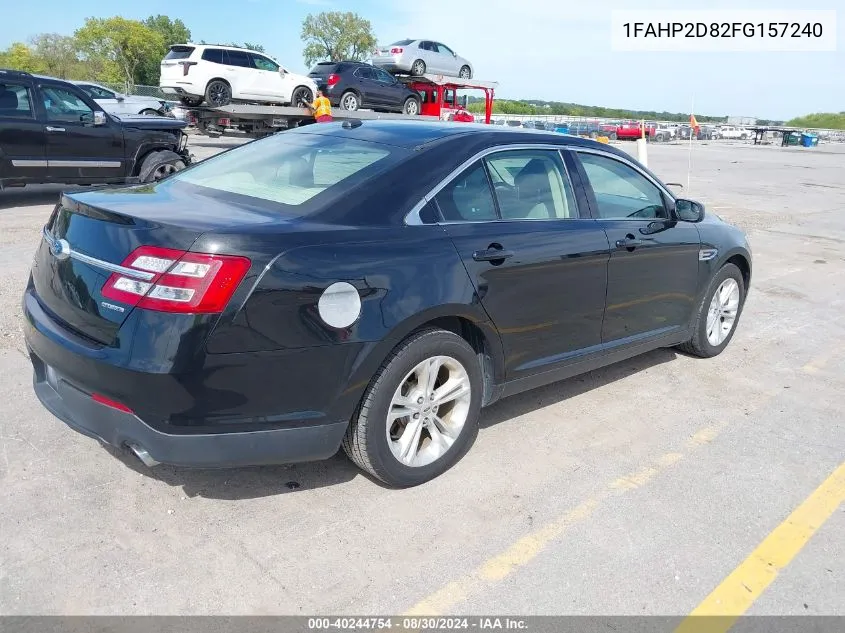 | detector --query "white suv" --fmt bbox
[159,44,317,108]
